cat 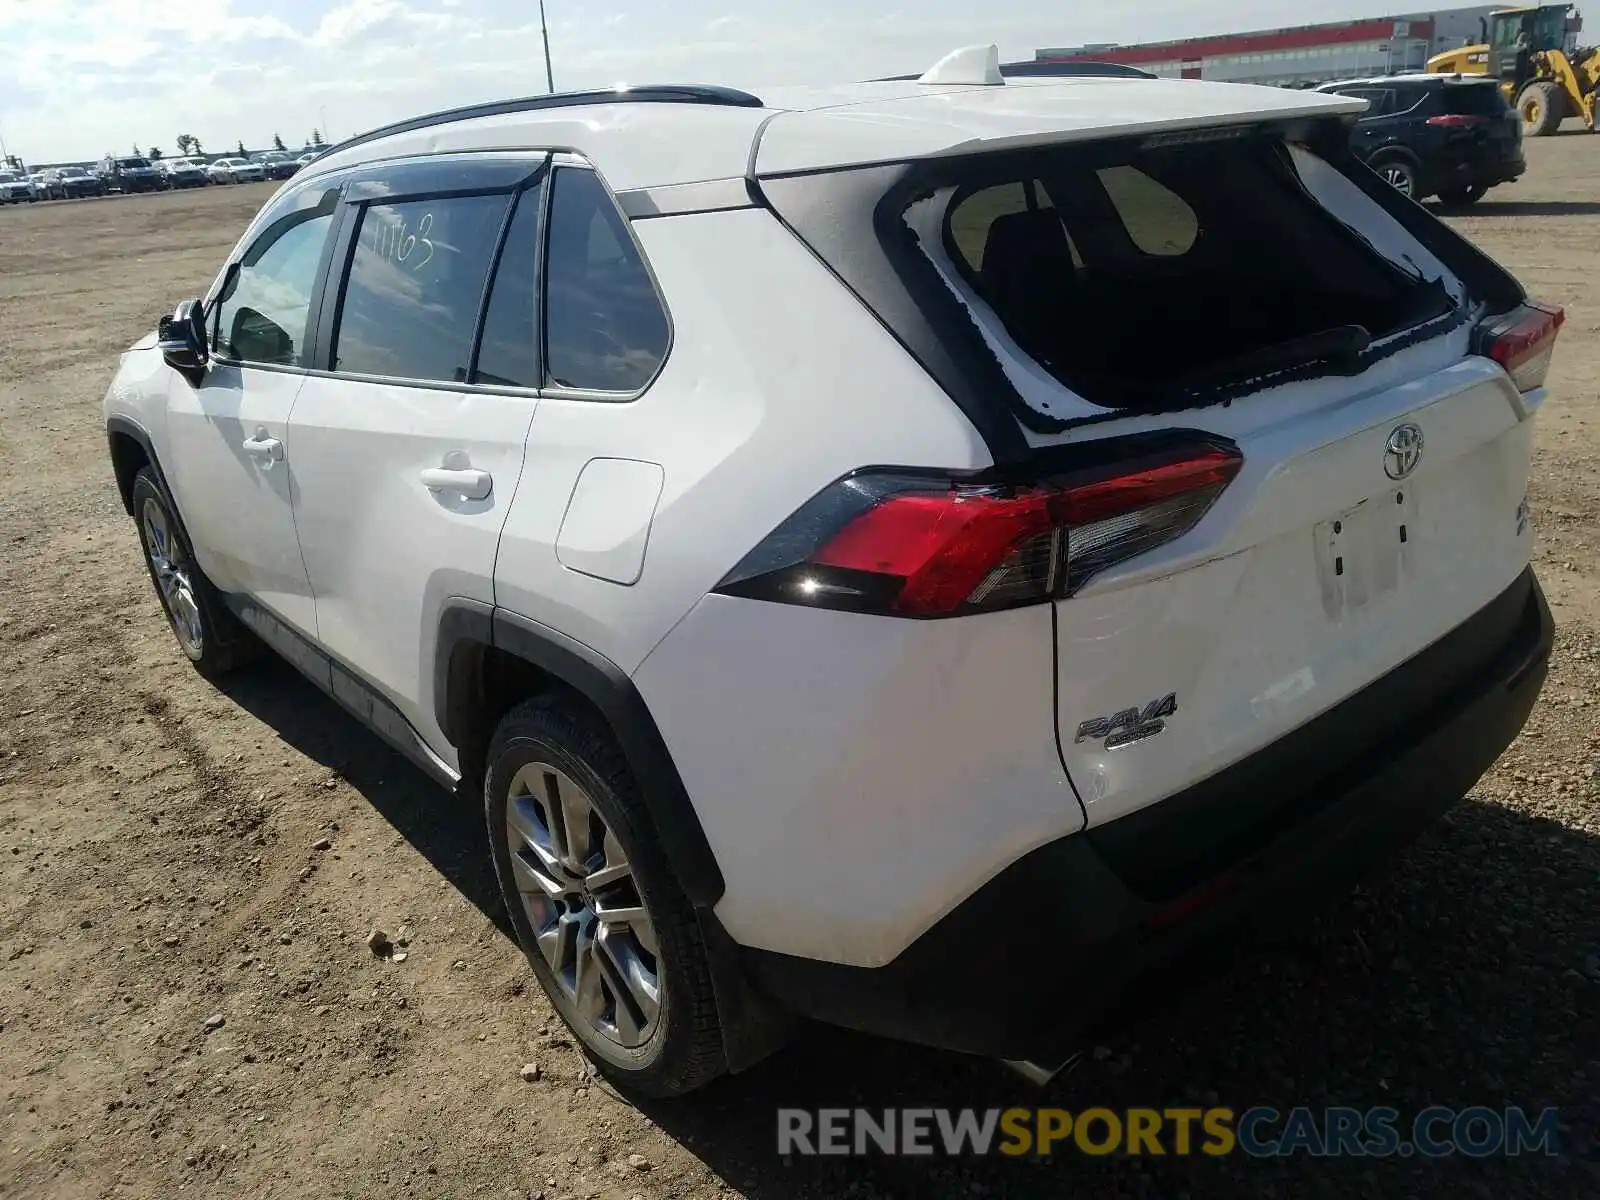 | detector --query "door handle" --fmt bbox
[242,427,284,465]
[420,467,493,501]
